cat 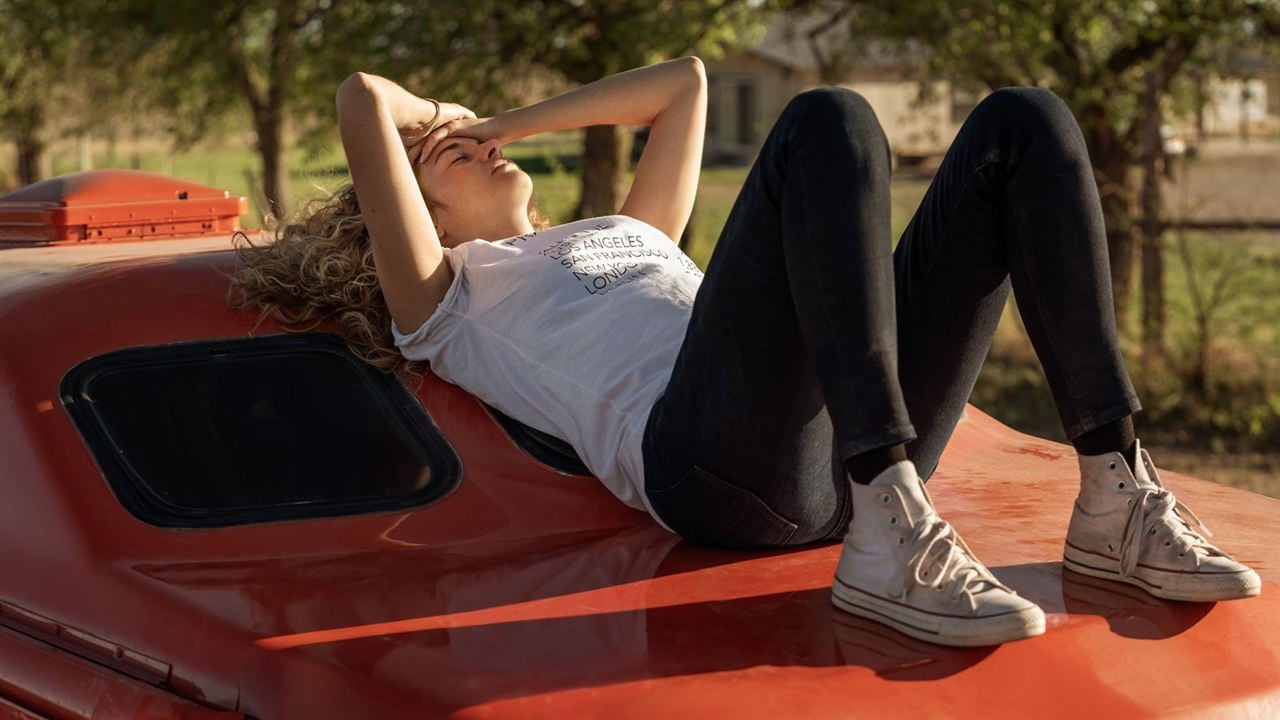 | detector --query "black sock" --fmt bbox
[1071,415,1137,471]
[845,442,909,485]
